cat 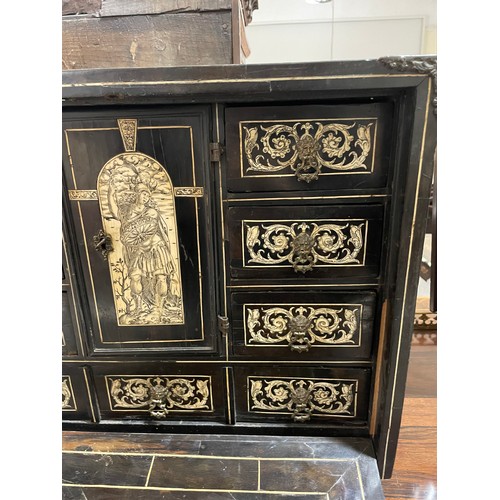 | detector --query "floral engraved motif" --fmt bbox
[245,305,360,349]
[62,377,75,410]
[249,378,356,418]
[107,376,212,413]
[173,187,204,197]
[117,118,137,152]
[242,120,373,182]
[68,190,98,201]
[379,56,437,113]
[244,220,366,271]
